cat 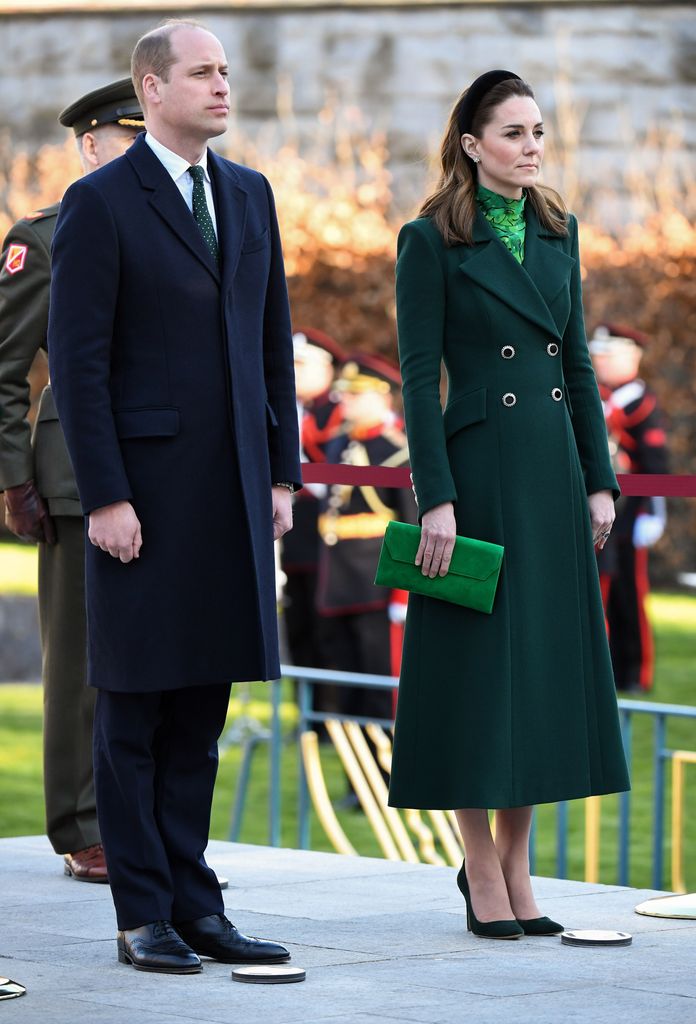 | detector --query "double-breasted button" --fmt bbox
[502,393,517,408]
[547,342,559,357]
[501,345,515,359]
[551,387,563,402]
